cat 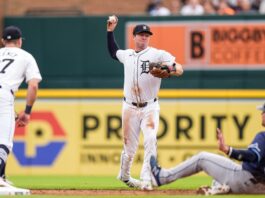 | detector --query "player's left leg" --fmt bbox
[140,102,160,190]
